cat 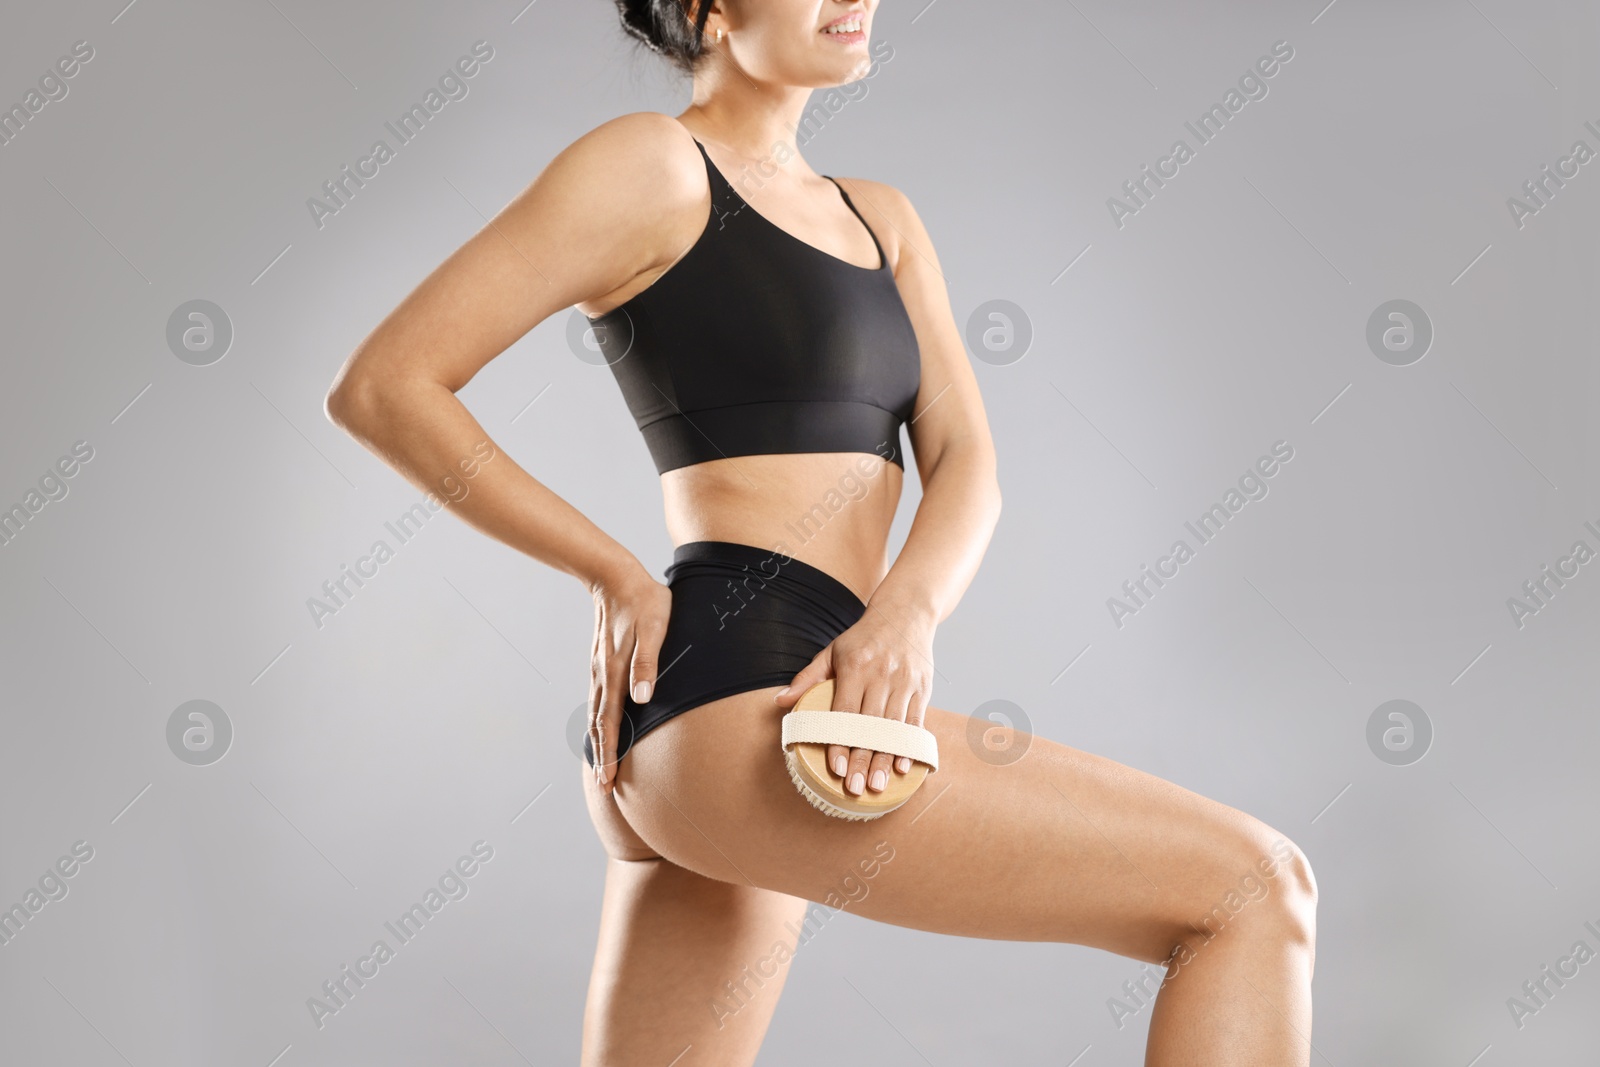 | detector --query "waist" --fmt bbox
[638,399,908,476]
[661,450,902,605]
